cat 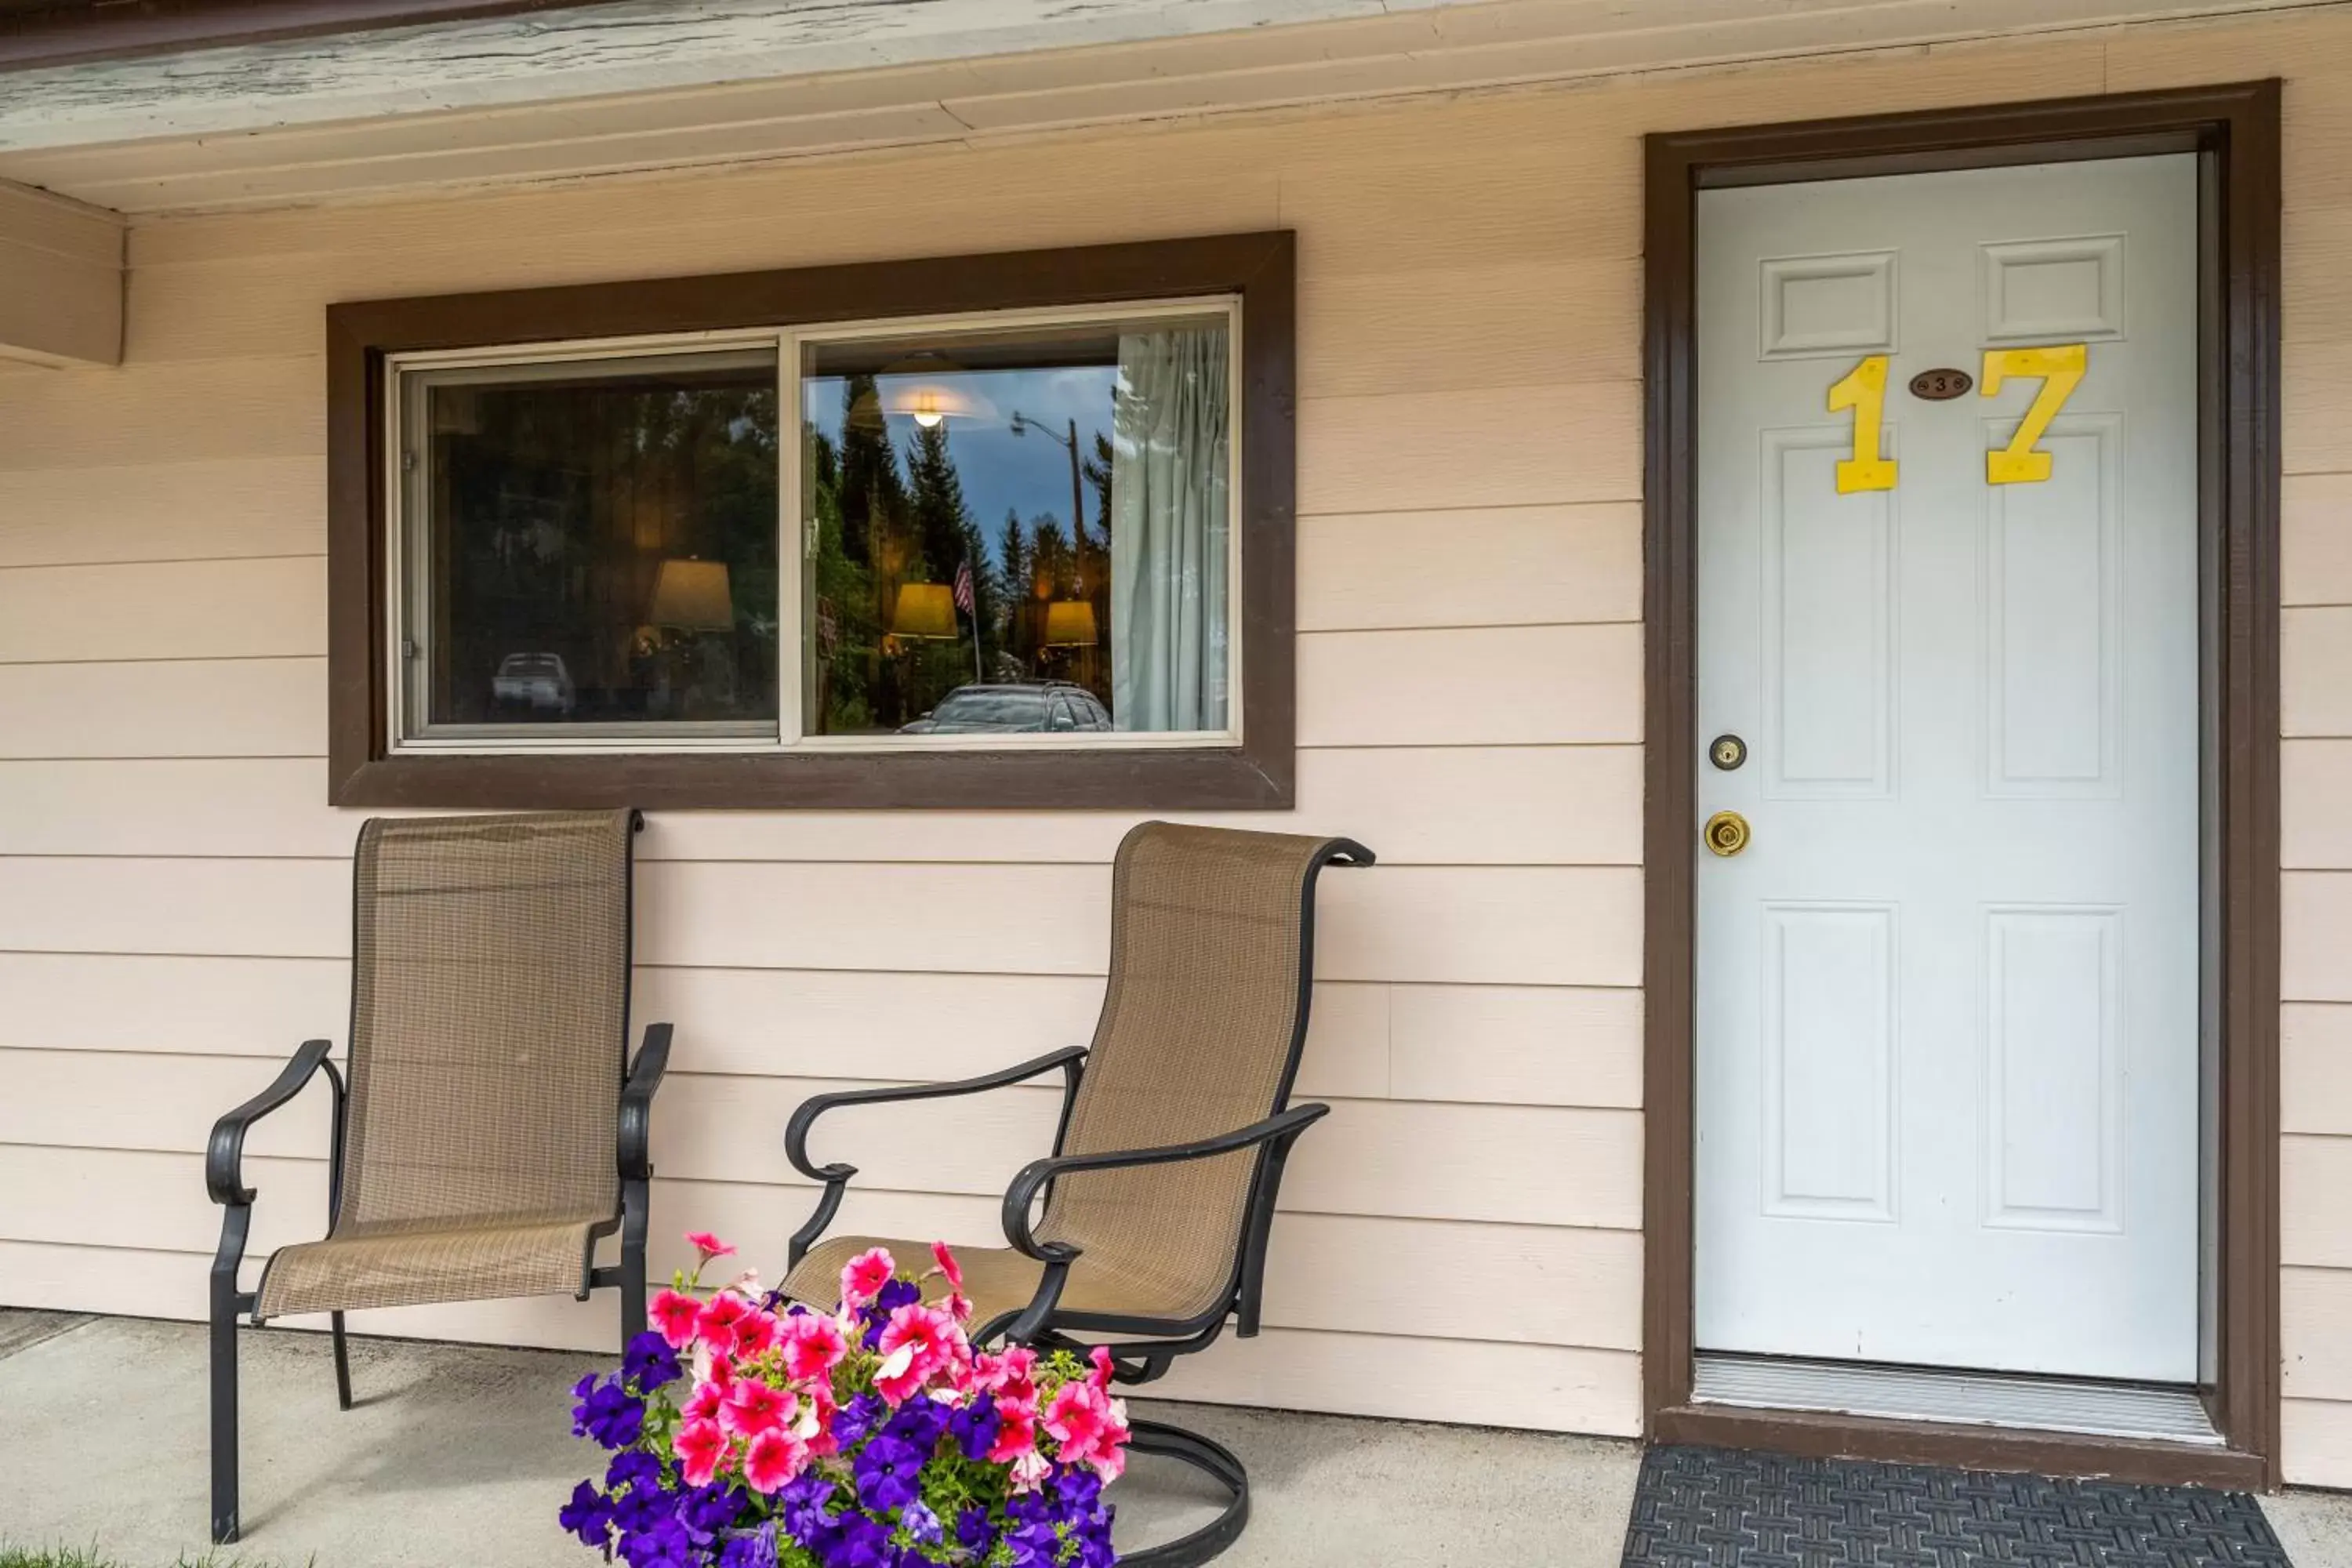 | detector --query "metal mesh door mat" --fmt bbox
[1621,1444,2293,1567]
